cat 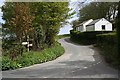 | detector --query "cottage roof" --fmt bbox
[79,20,88,26]
[75,22,85,27]
[87,19,101,26]
[76,19,91,27]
